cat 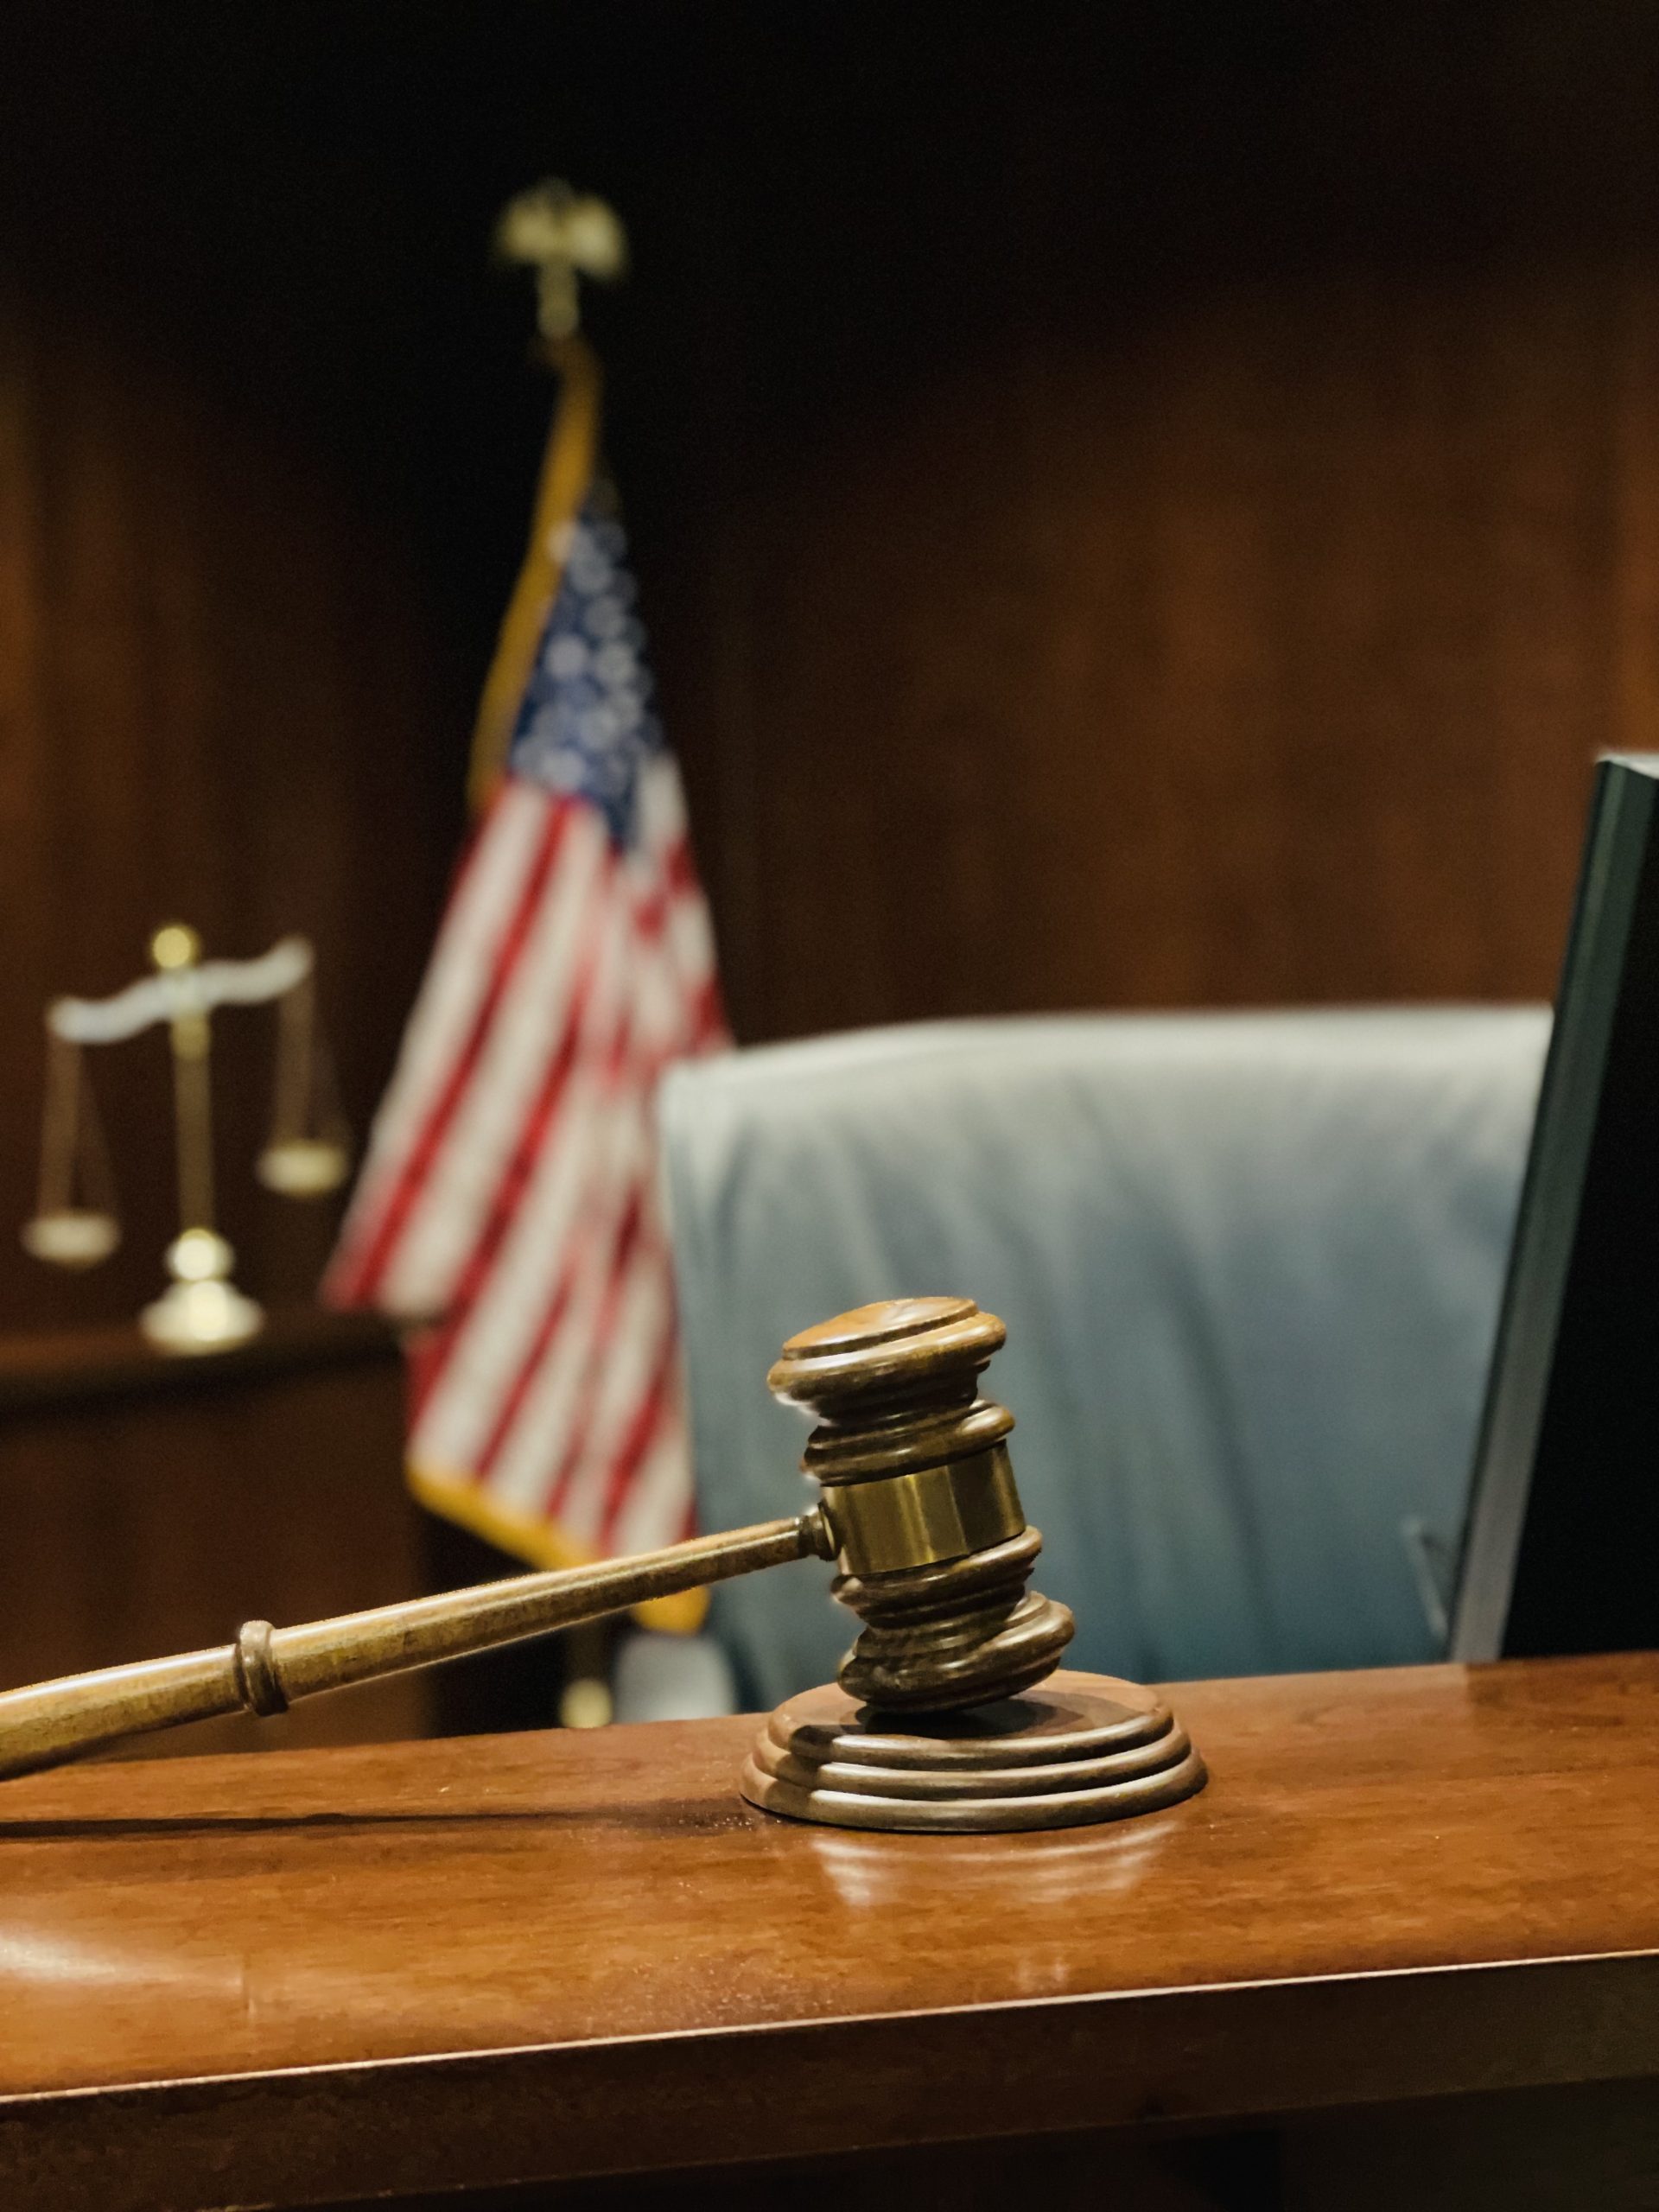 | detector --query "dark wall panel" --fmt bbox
[2,3,1658,1322]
